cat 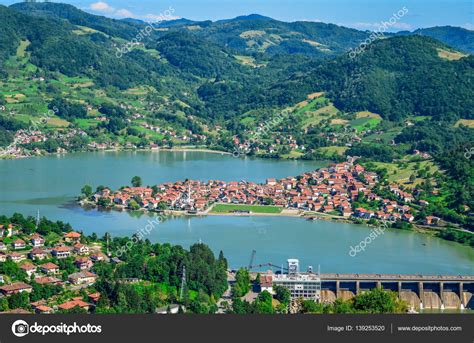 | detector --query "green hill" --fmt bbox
[0,2,472,149]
